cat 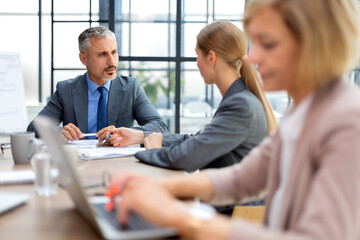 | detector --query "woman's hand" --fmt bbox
[107,173,187,228]
[106,172,230,240]
[144,132,163,149]
[108,127,145,147]
[193,215,231,240]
